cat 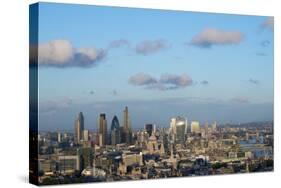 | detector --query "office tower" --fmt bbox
[74,112,84,143]
[57,132,61,143]
[123,106,131,130]
[212,121,217,132]
[184,119,190,134]
[153,124,156,134]
[191,121,200,133]
[63,133,68,139]
[144,124,153,137]
[111,115,121,145]
[170,116,187,144]
[98,113,107,146]
[83,130,89,142]
[98,134,103,146]
[122,106,132,144]
[119,126,125,143]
